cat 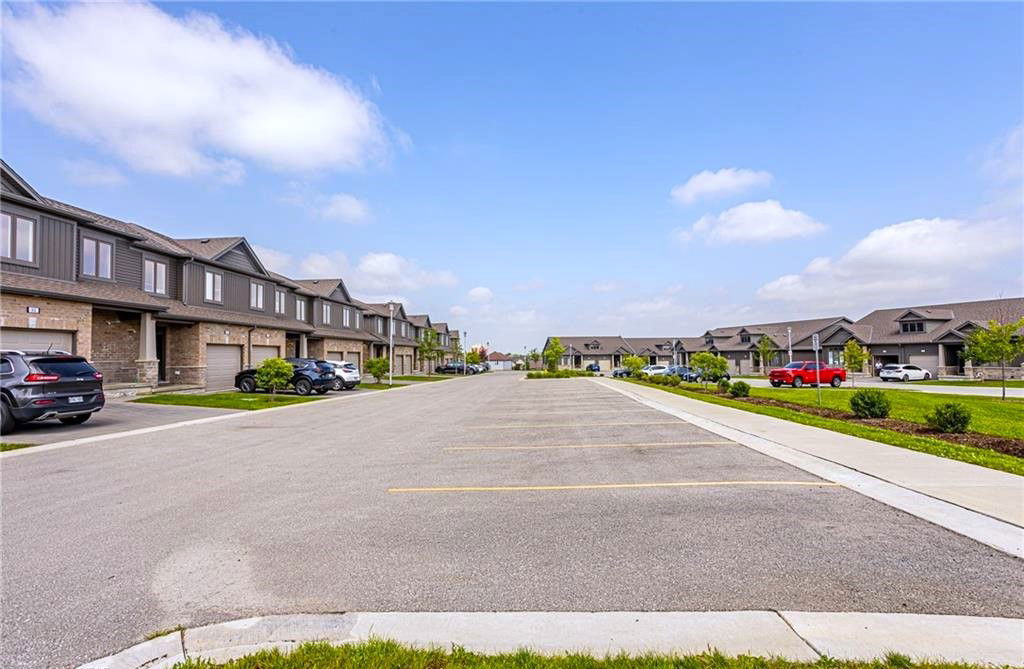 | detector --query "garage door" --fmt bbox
[345,351,361,370]
[206,344,242,390]
[0,328,75,354]
[326,351,343,362]
[252,345,279,367]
